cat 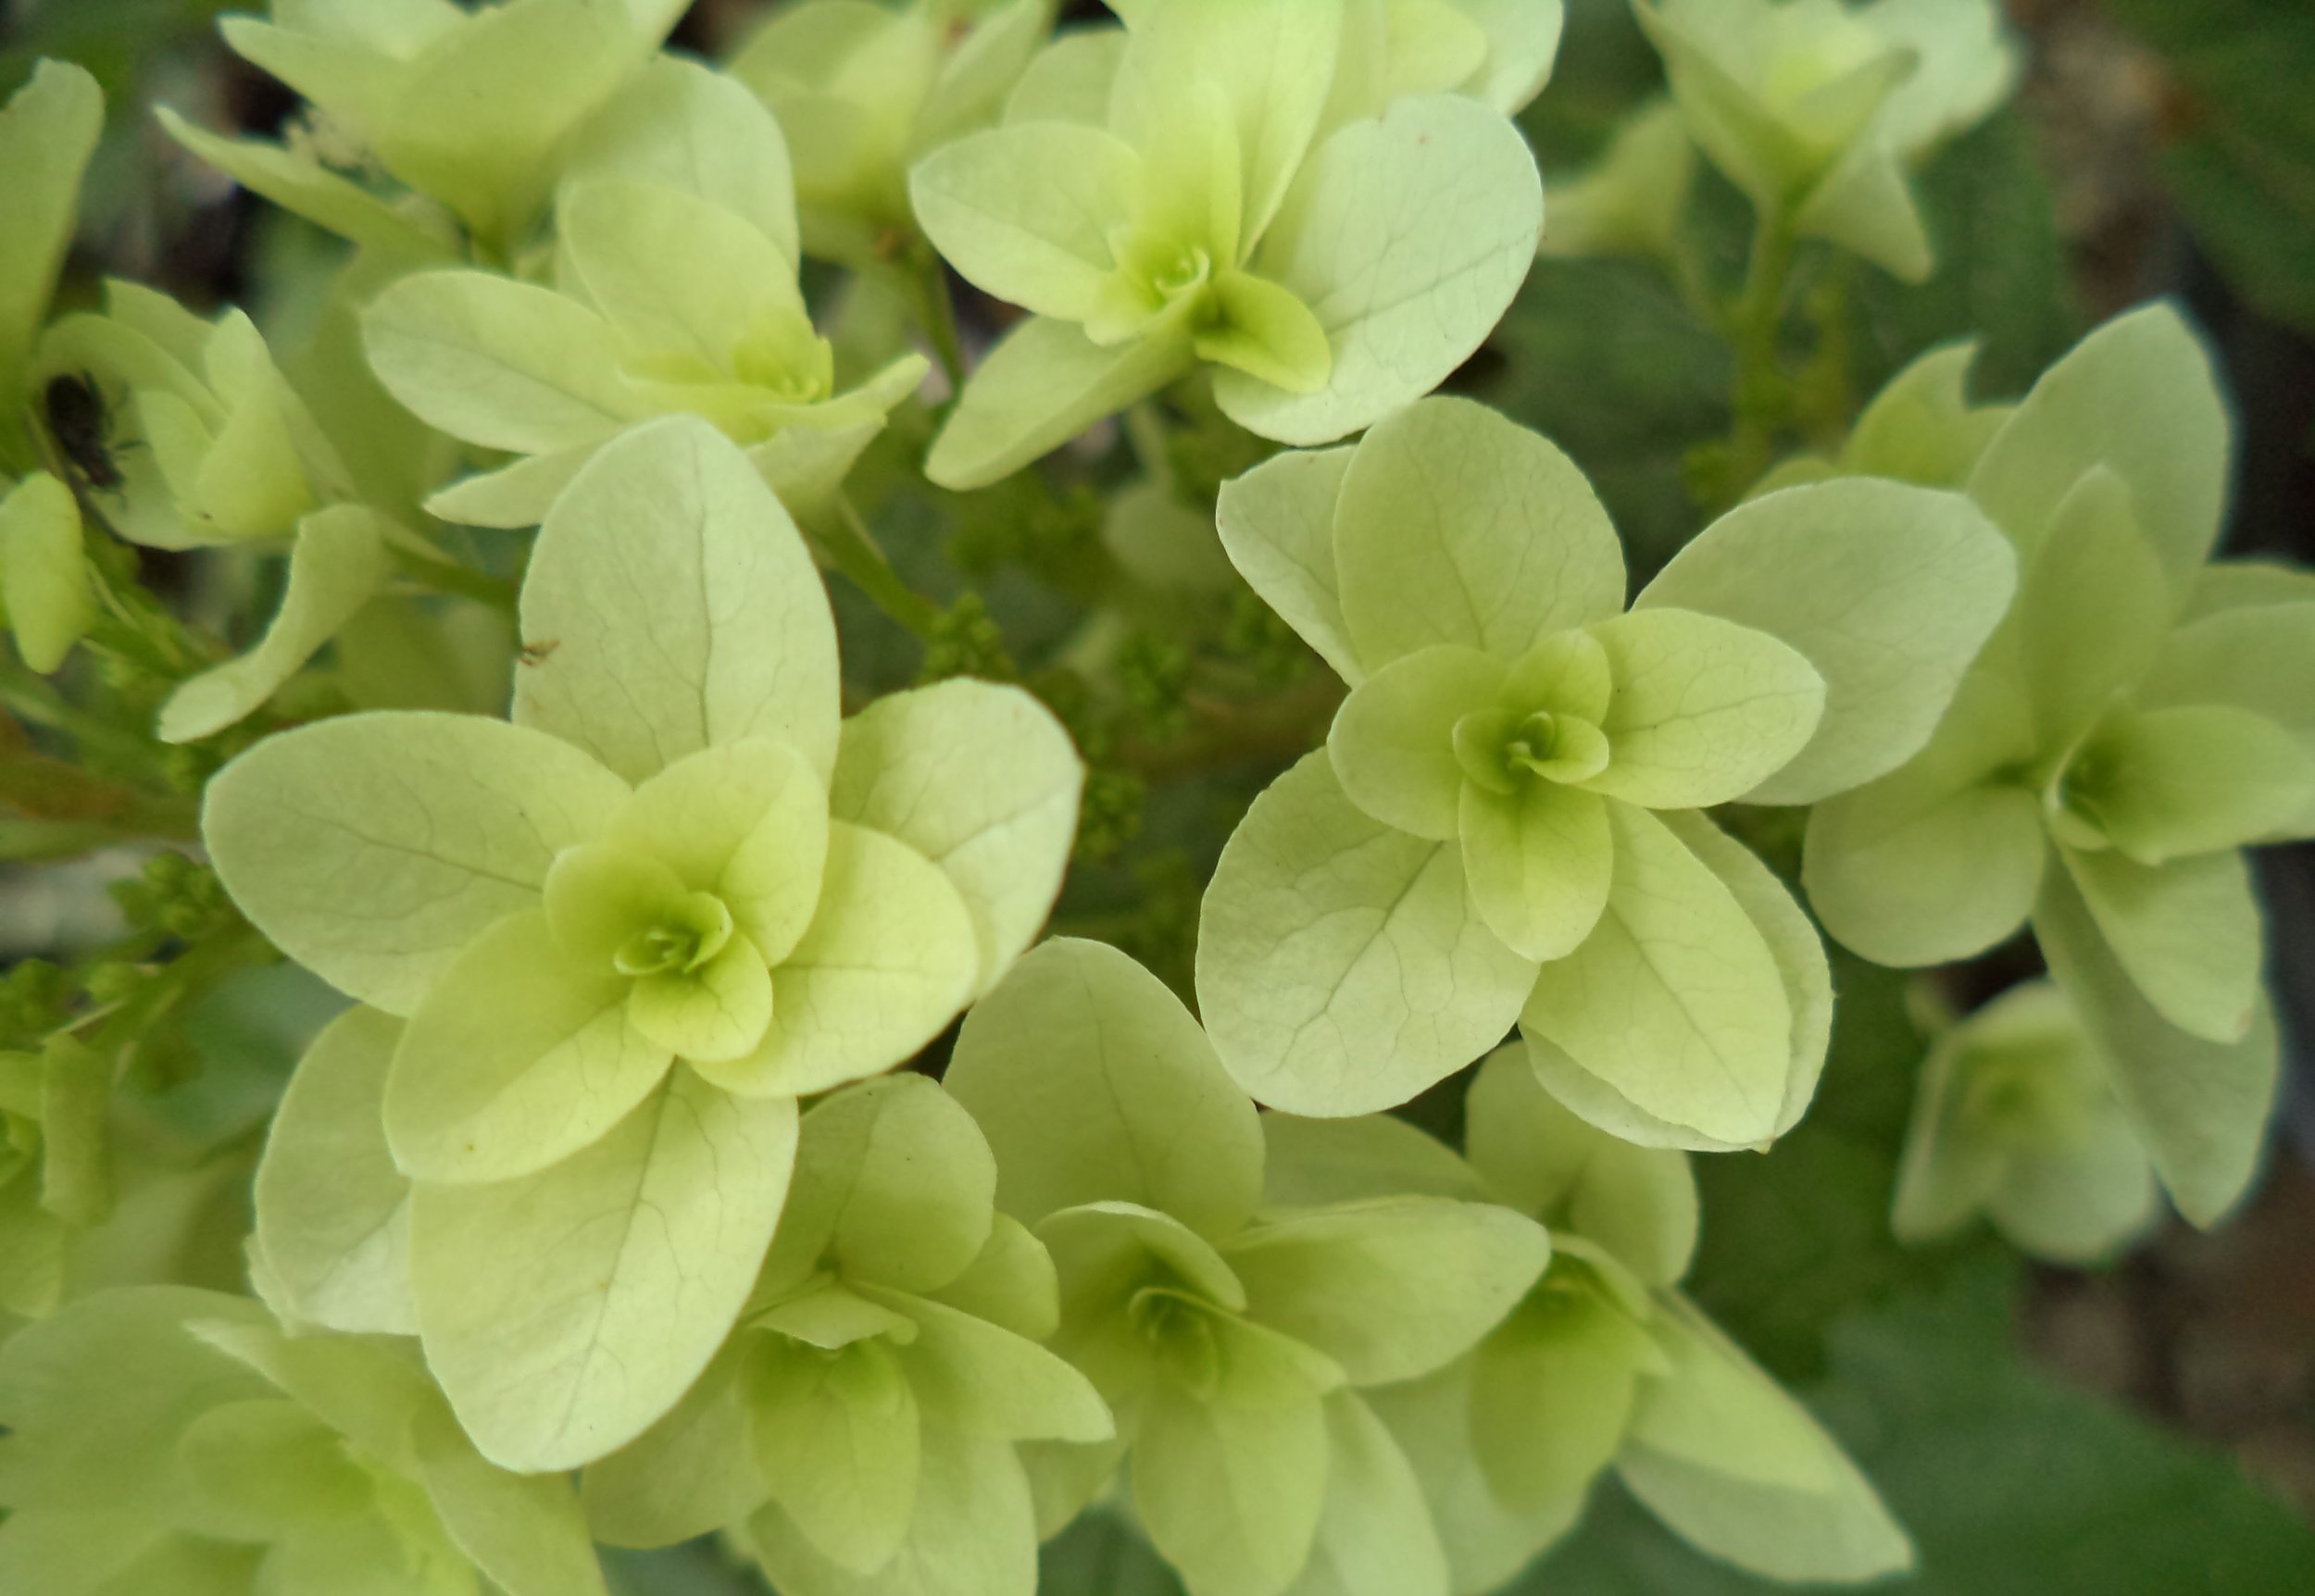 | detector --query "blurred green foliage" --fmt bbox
[2106,0,2315,337]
